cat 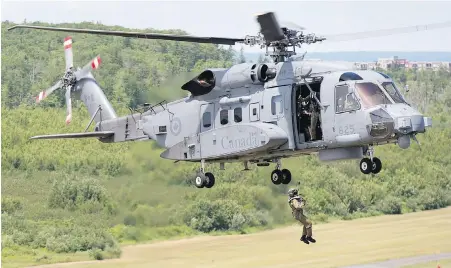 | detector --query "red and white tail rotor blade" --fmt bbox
[65,87,72,125]
[36,80,62,103]
[76,56,101,78]
[64,36,73,70]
